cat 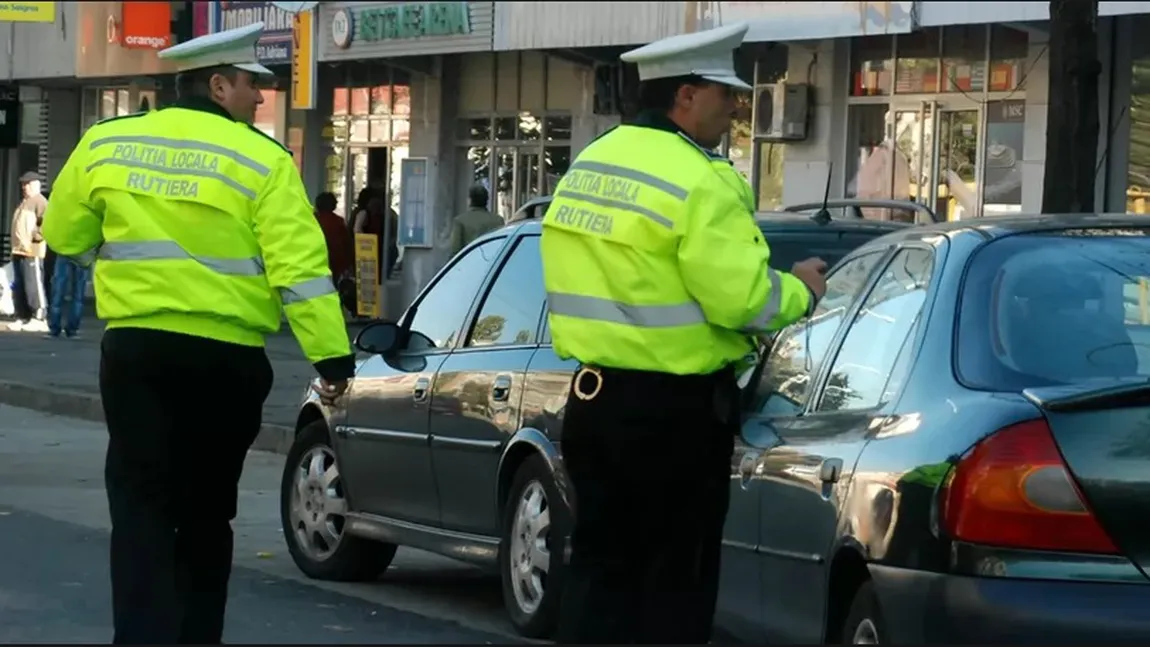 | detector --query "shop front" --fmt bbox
[318,1,496,224]
[844,24,1033,220]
